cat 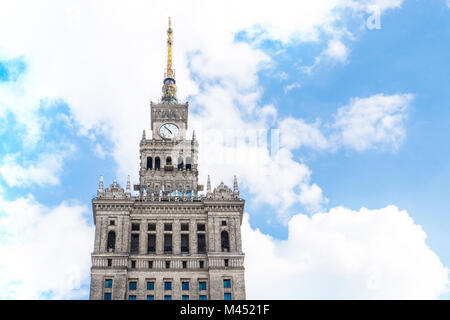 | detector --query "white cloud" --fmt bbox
[243,206,449,299]
[0,194,94,299]
[284,82,302,94]
[324,39,349,62]
[279,93,413,153]
[0,145,74,187]
[332,93,413,151]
